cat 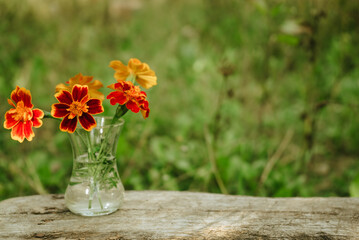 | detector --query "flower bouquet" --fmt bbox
[3,58,157,216]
